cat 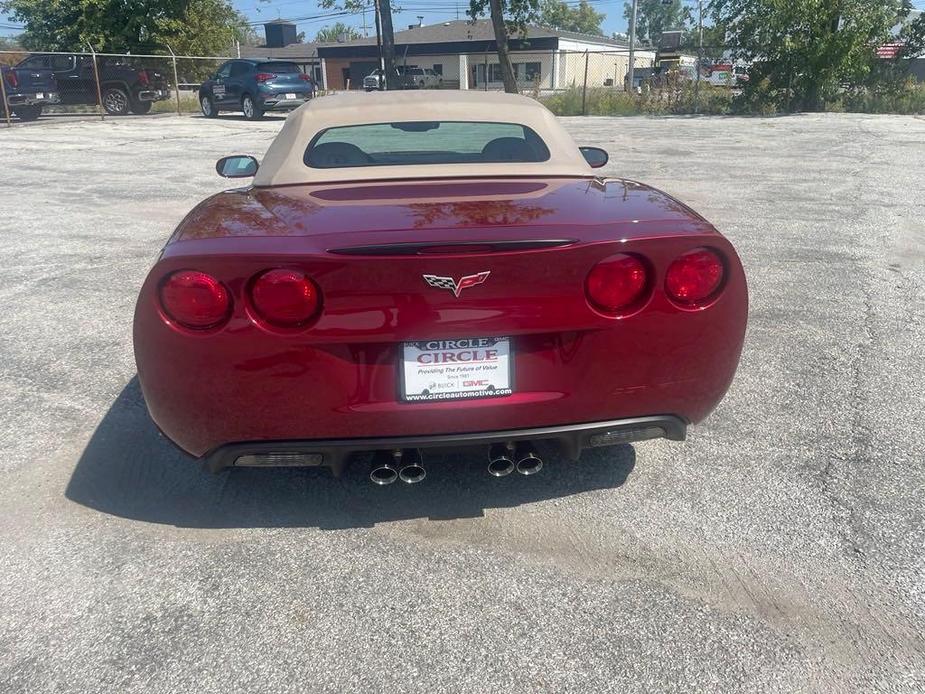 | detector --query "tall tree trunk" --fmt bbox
[380,0,397,90]
[488,0,519,93]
